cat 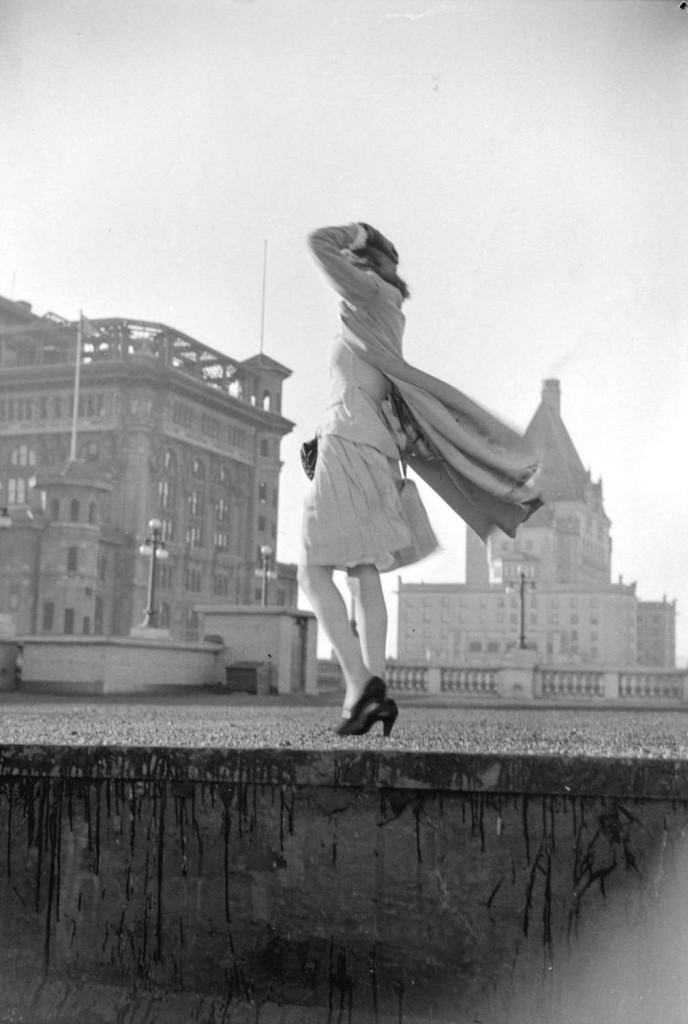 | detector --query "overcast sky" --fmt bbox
[2,0,687,659]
